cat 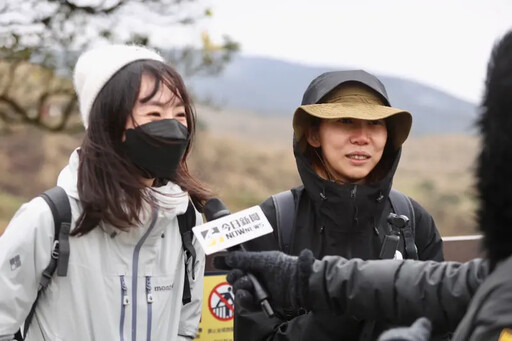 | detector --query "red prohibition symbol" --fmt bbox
[208,282,235,321]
